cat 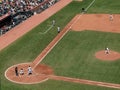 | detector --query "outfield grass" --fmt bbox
[87,0,120,14]
[0,0,120,90]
